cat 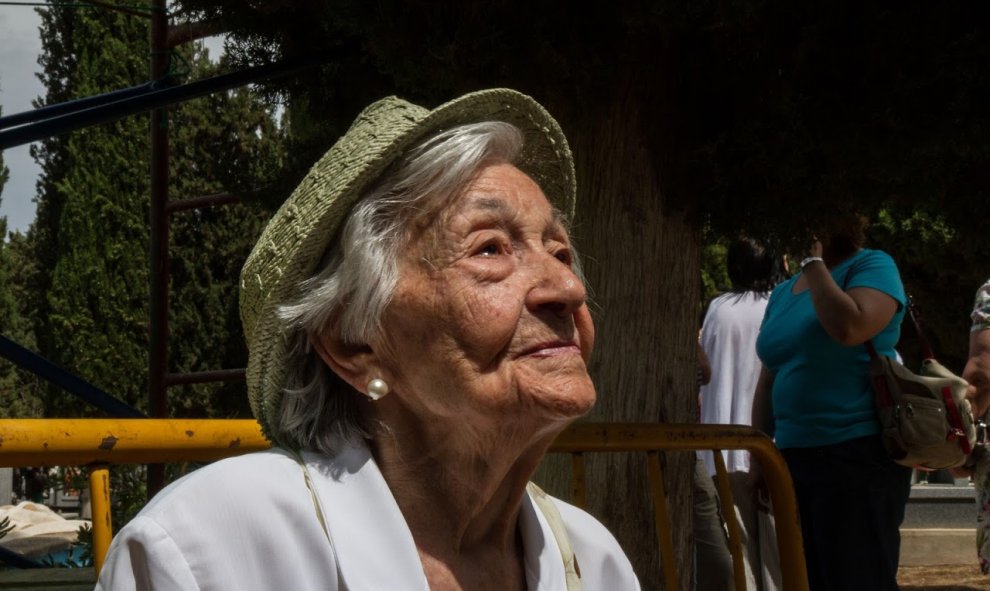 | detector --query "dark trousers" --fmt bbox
[782,435,912,591]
